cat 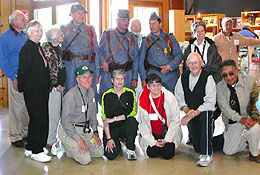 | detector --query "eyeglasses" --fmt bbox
[31,29,42,33]
[222,72,234,78]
